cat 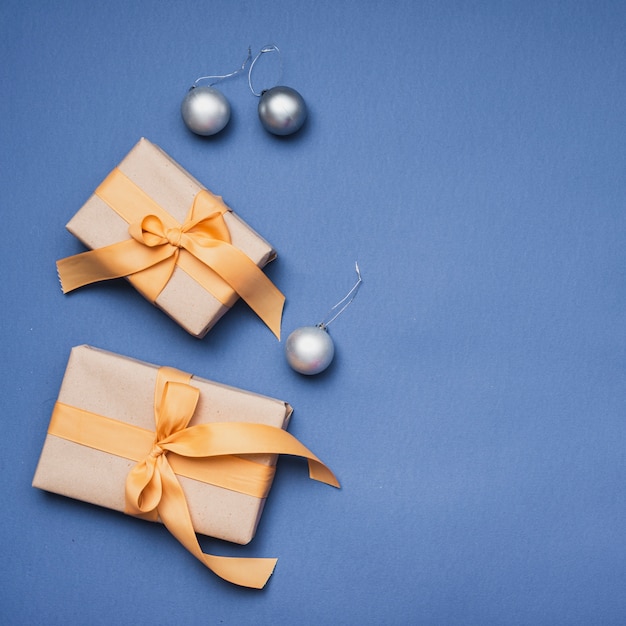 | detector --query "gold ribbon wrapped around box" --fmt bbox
[33,346,339,588]
[56,138,285,338]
